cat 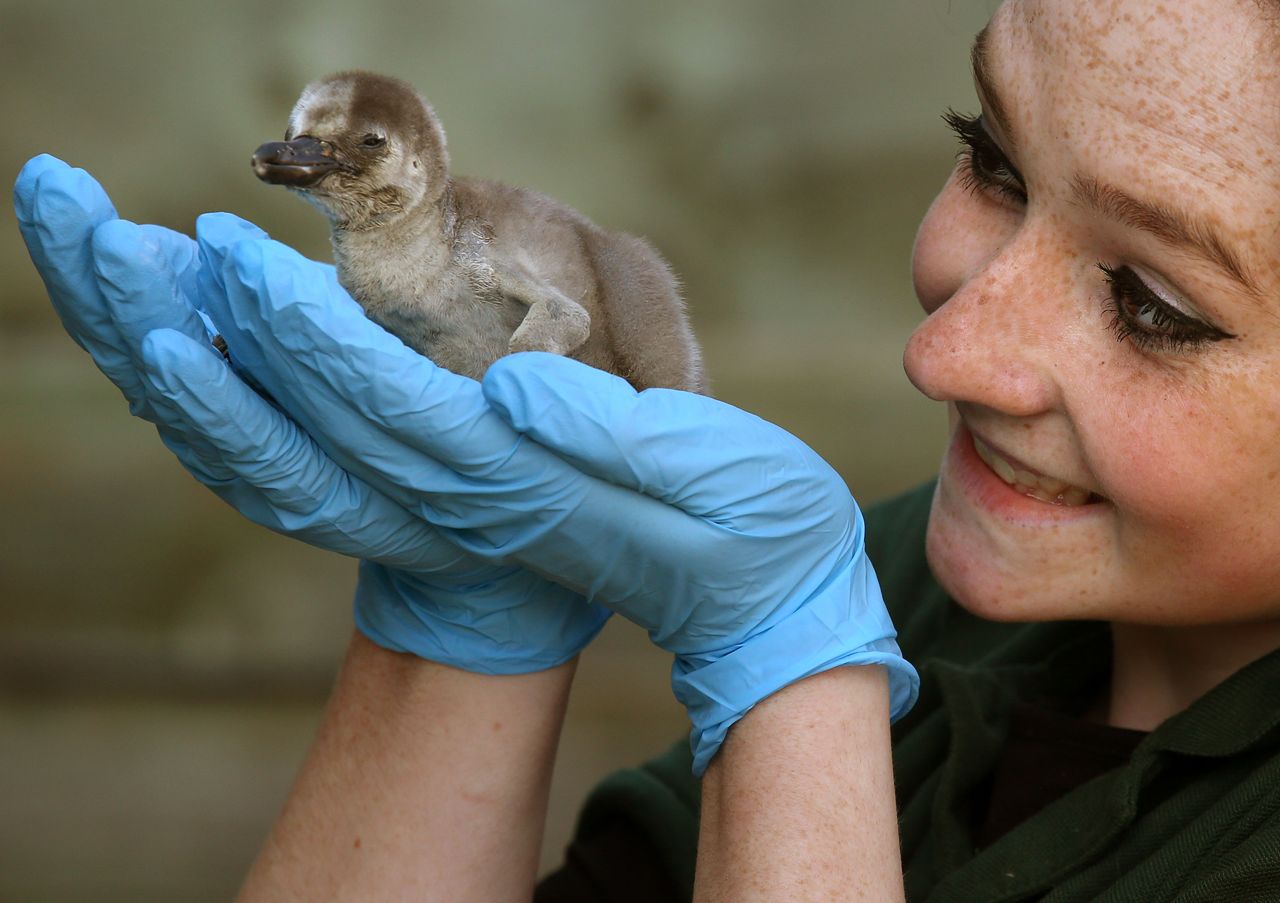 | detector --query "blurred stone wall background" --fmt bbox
[1,0,995,898]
